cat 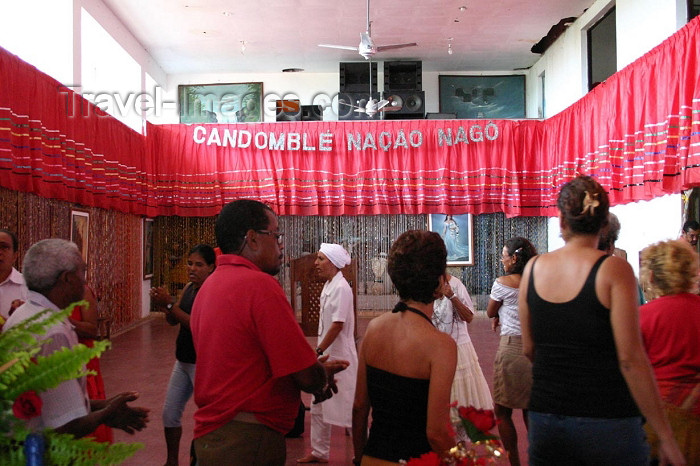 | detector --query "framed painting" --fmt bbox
[143,218,154,279]
[438,75,526,119]
[178,82,263,123]
[428,214,474,266]
[70,210,89,264]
